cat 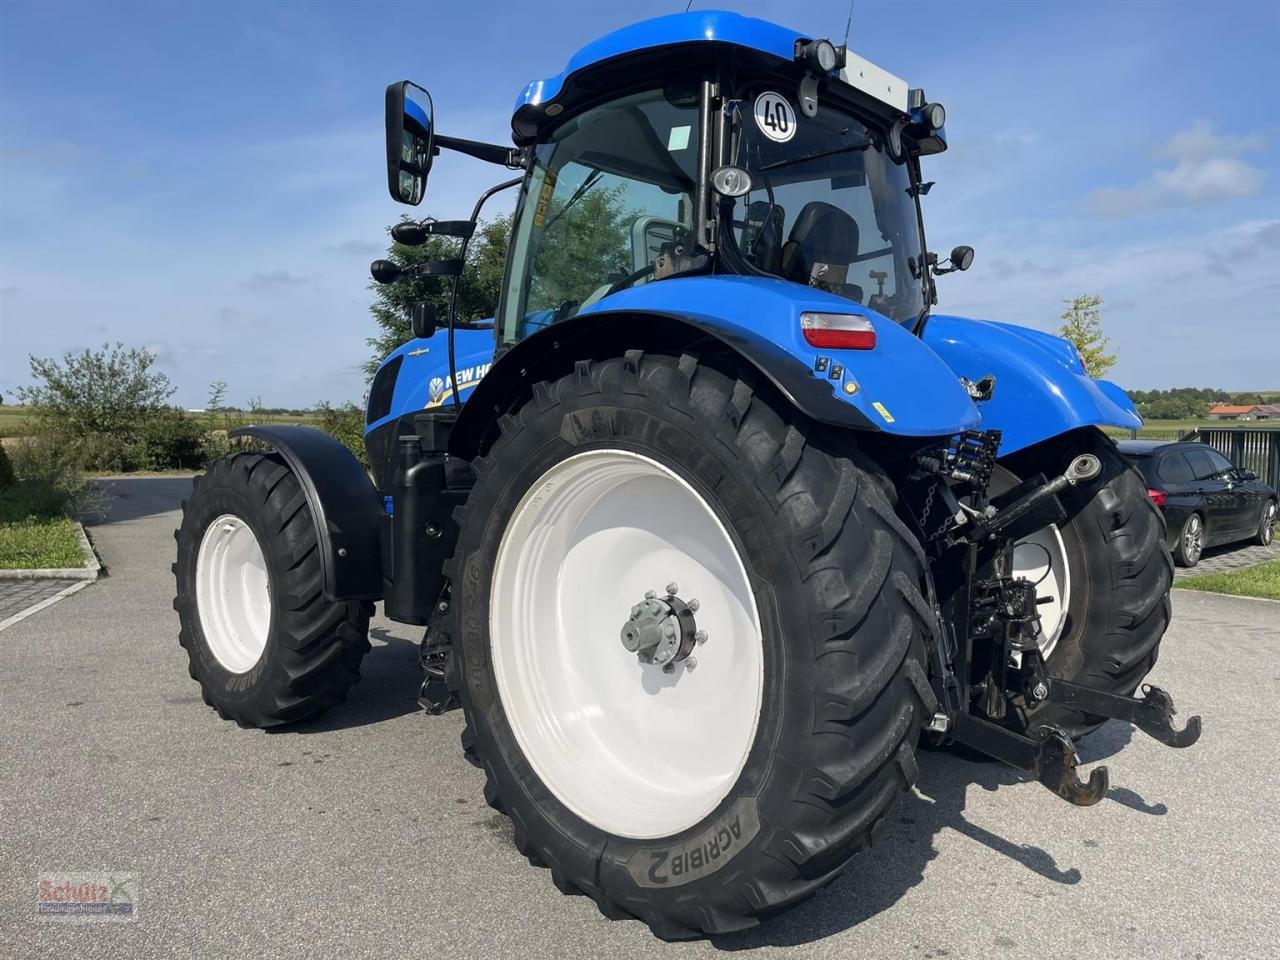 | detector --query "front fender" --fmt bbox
[229,425,383,601]
[922,315,1142,455]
